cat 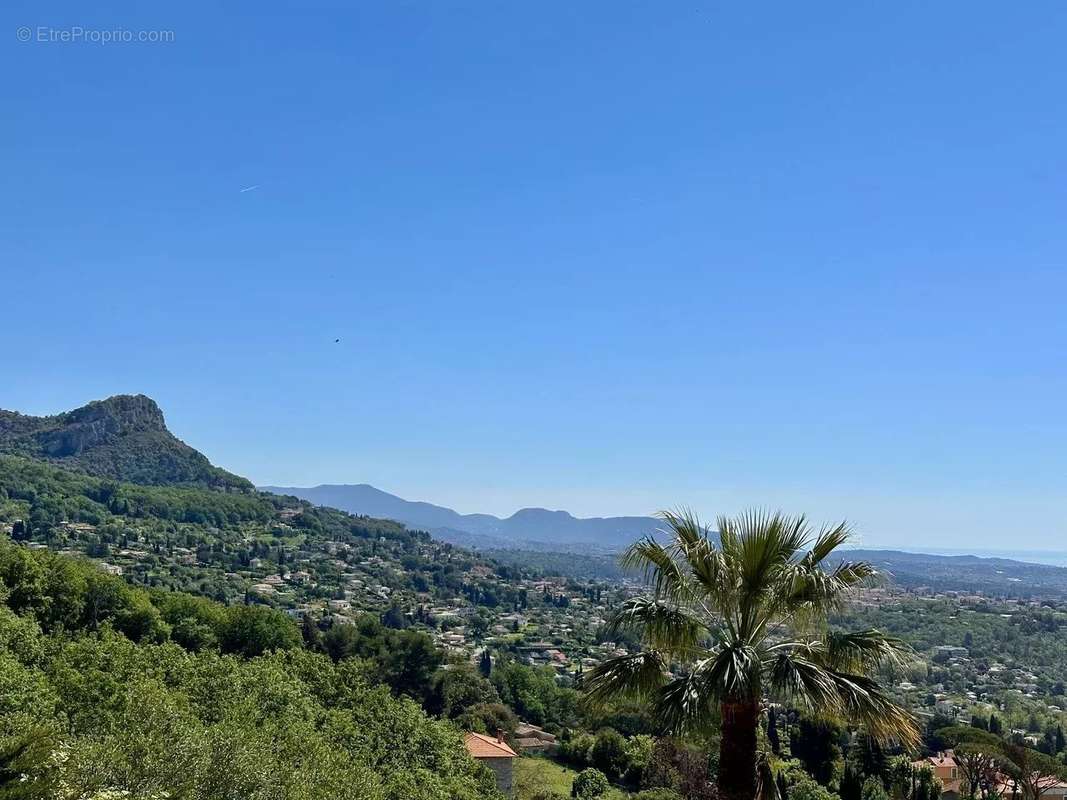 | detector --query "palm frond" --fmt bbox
[683,544,734,616]
[724,510,812,638]
[778,559,878,623]
[651,659,720,734]
[829,560,880,587]
[605,598,706,656]
[824,670,919,747]
[704,641,761,701]
[582,651,669,709]
[730,511,810,585]
[802,521,853,566]
[765,651,840,708]
[765,651,918,747]
[620,537,695,604]
[657,507,709,551]
[820,629,912,672]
